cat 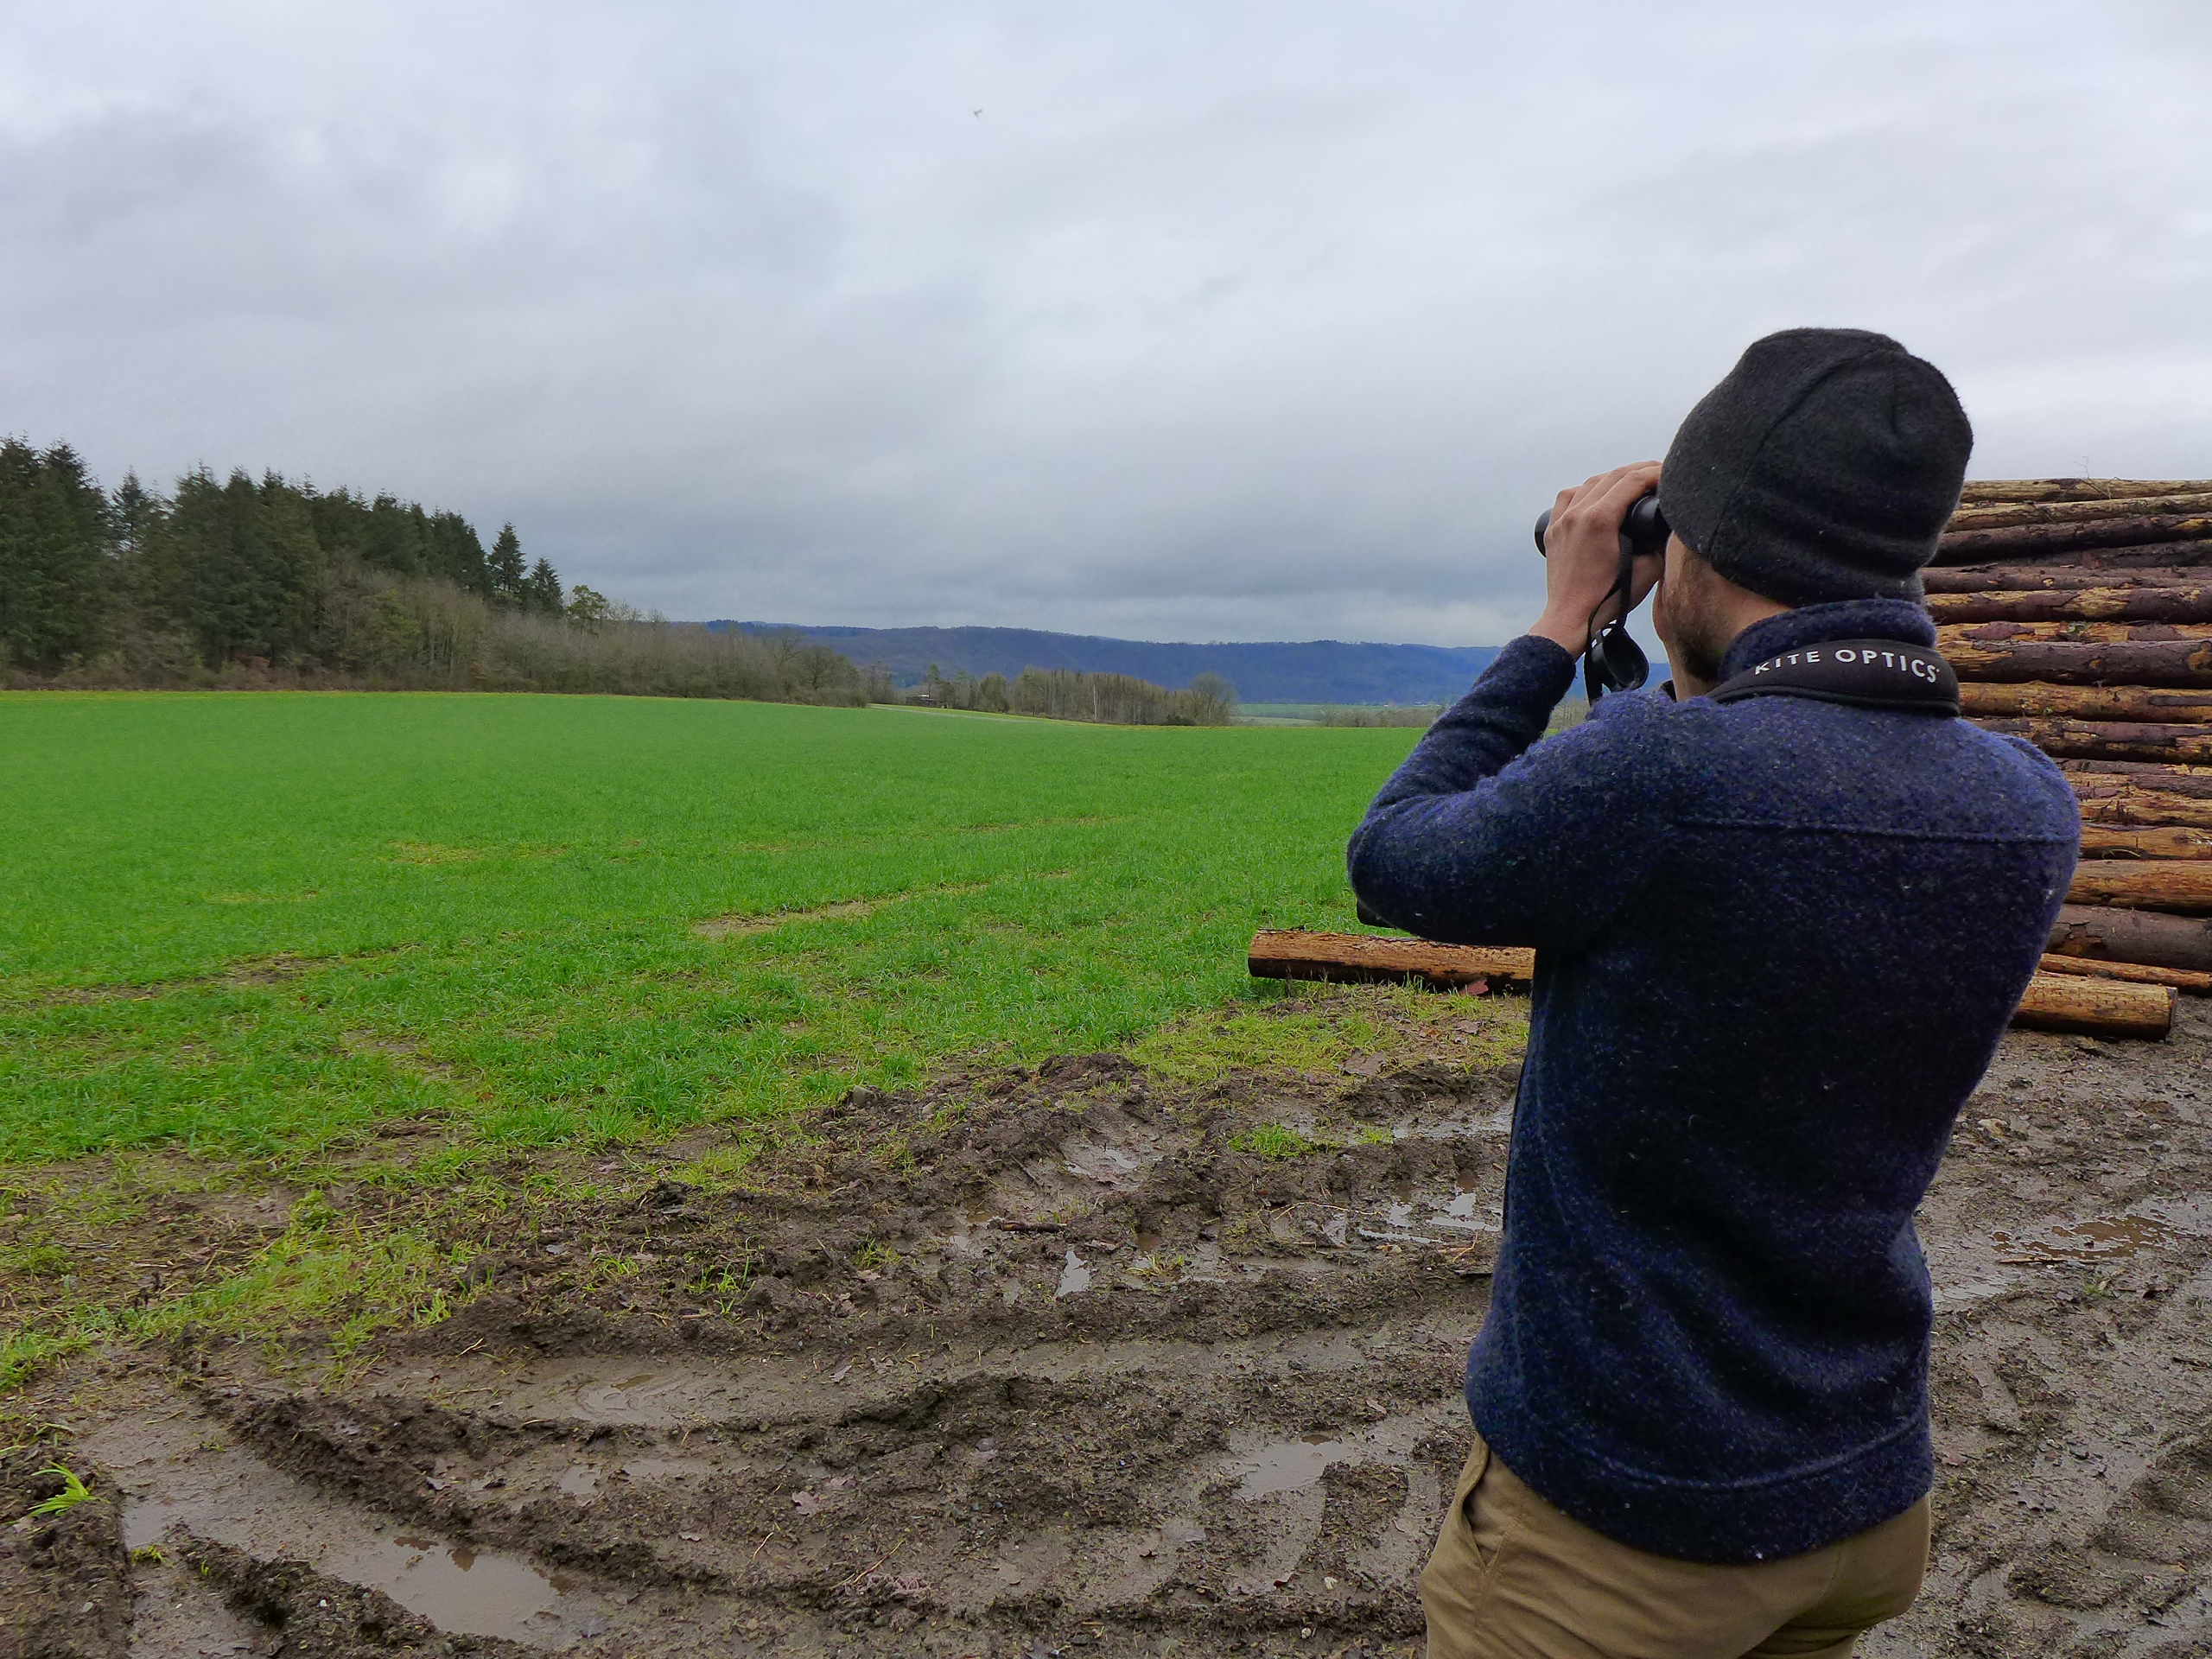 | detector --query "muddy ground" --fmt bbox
[10,988,2212,1659]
